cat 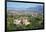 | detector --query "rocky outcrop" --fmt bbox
[14,17,30,25]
